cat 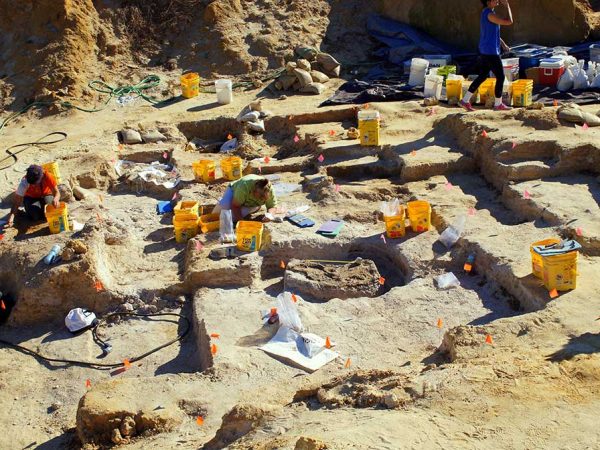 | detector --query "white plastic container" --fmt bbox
[215,79,233,105]
[423,74,443,99]
[409,58,429,86]
[502,57,519,82]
